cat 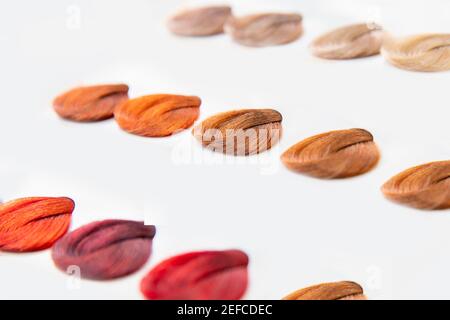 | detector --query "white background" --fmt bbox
[0,0,449,299]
